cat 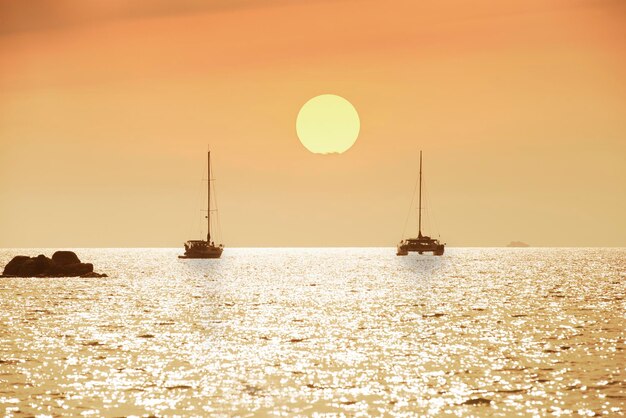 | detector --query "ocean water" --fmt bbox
[0,248,624,417]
